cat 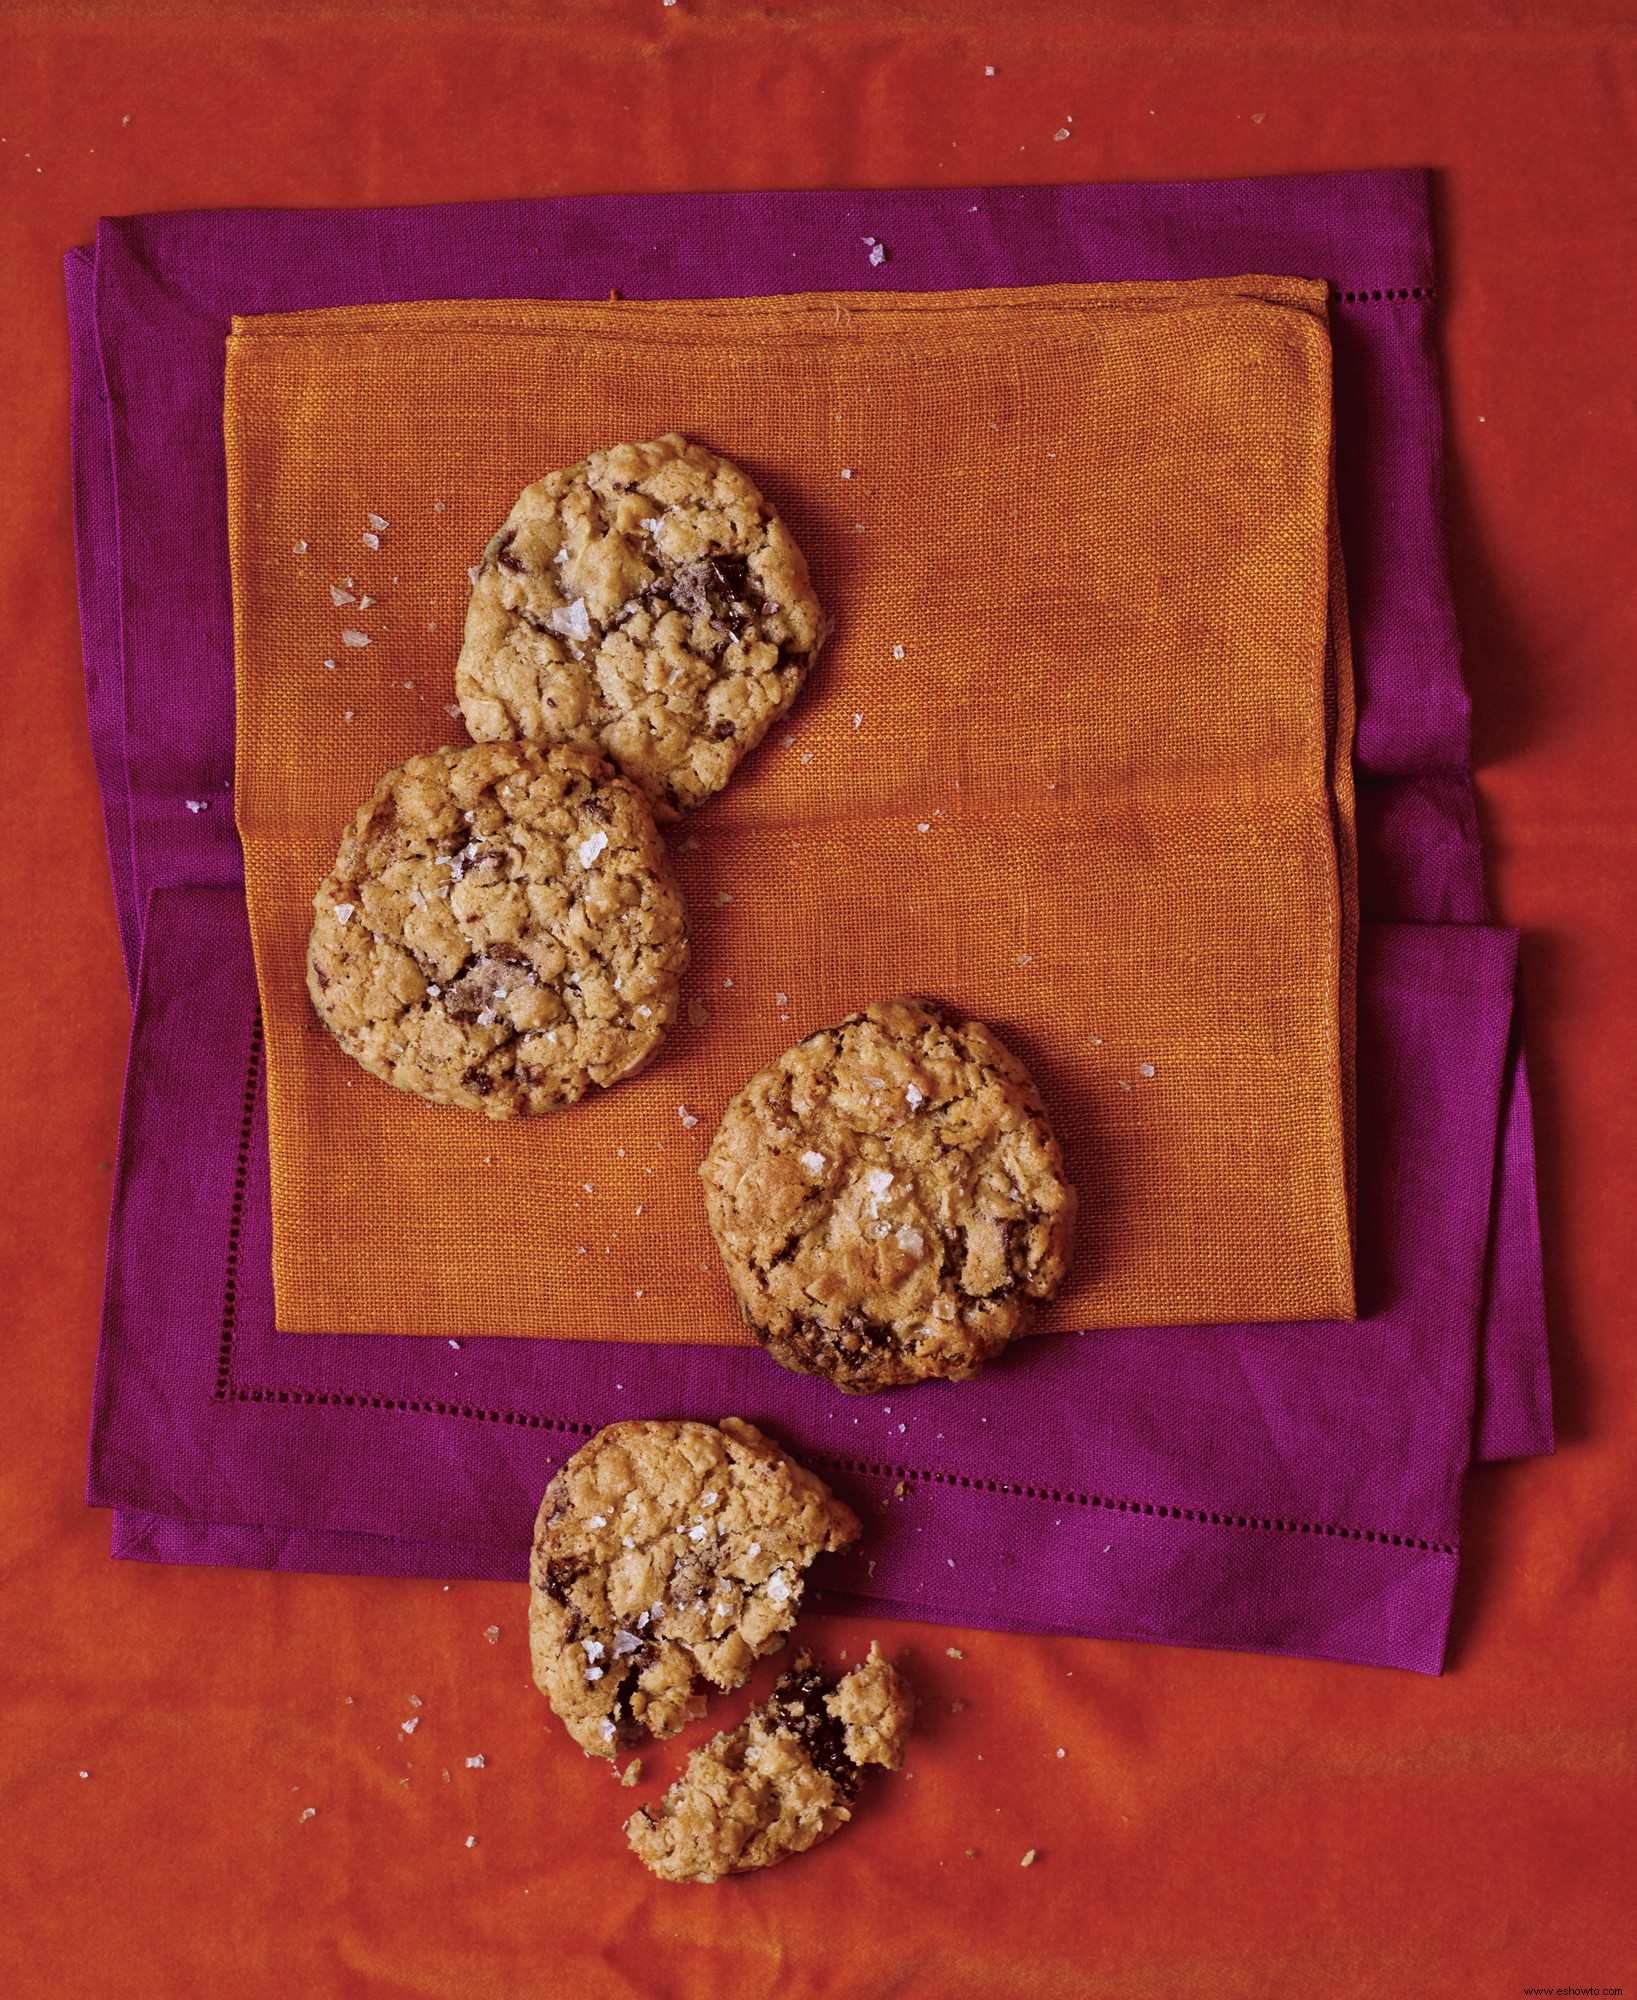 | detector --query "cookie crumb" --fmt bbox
[620,1759,643,1788]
